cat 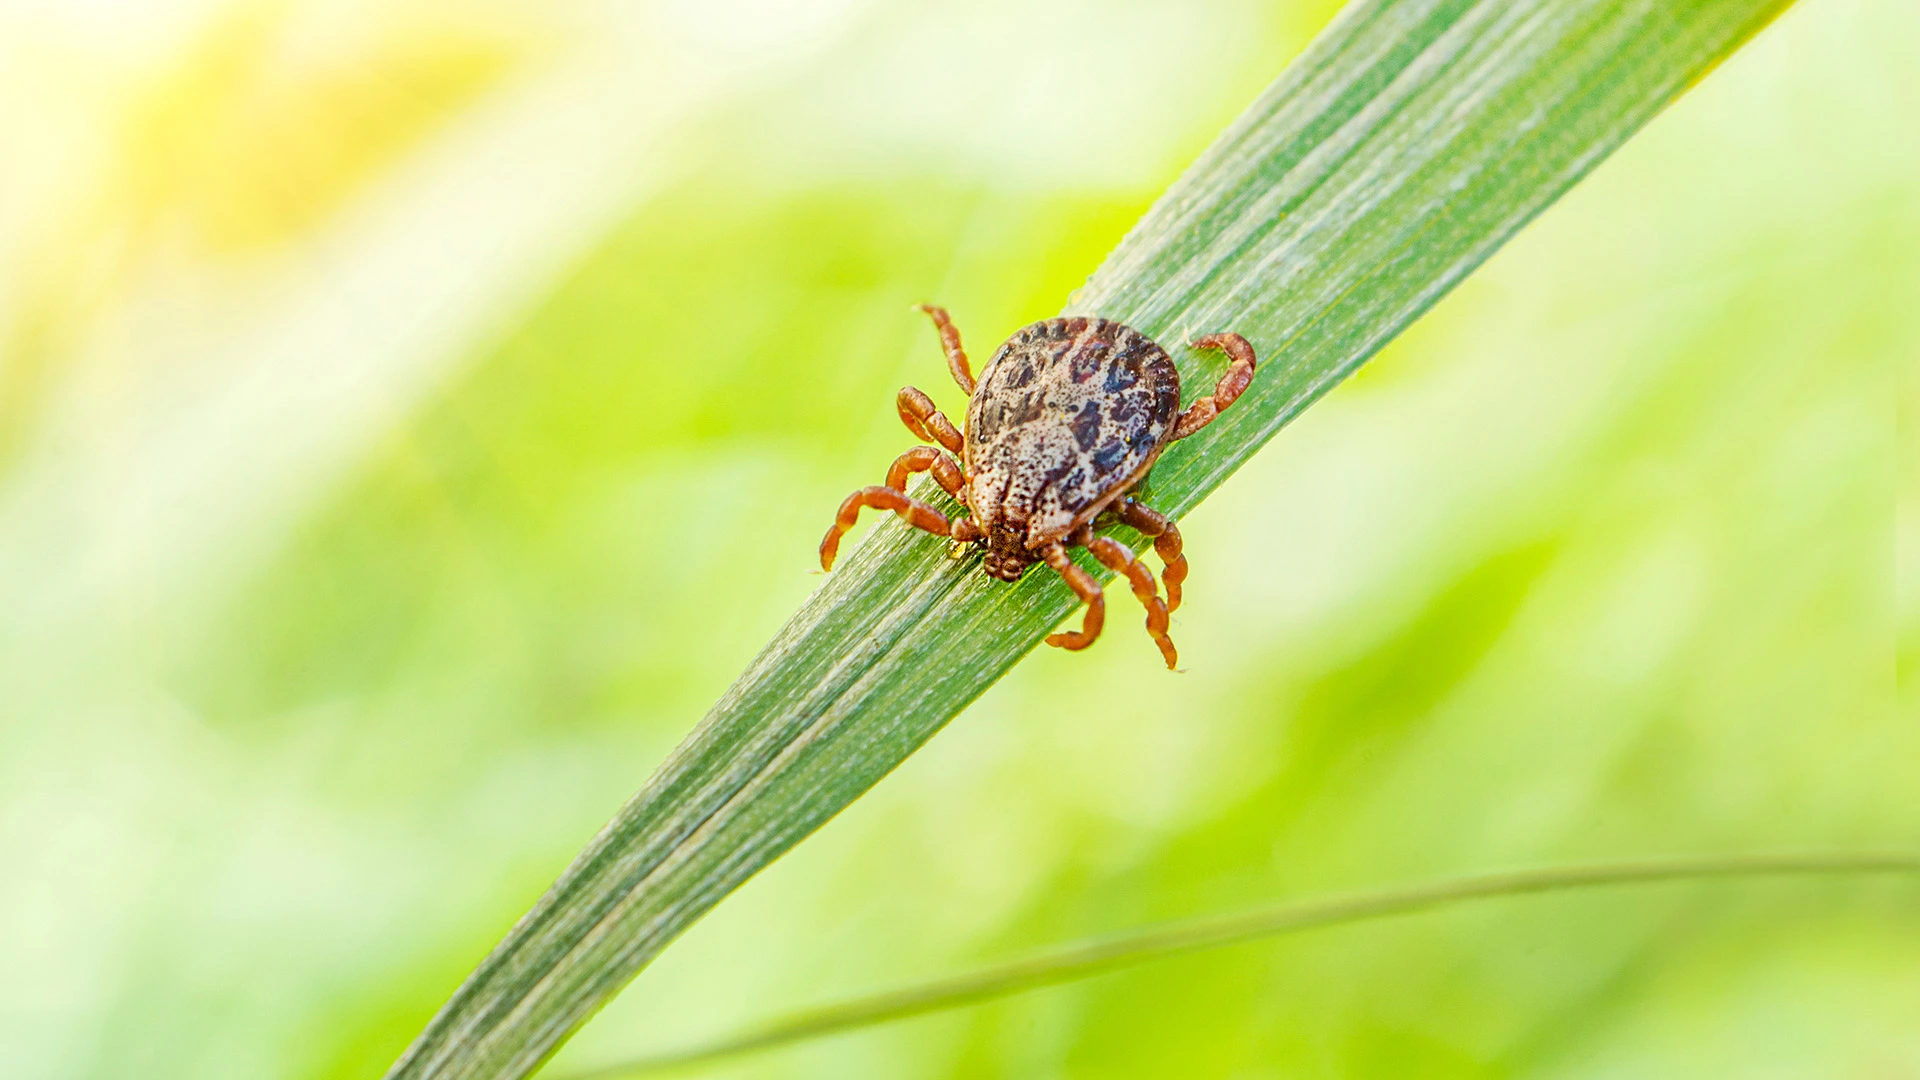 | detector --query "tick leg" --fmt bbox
[820,486,979,571]
[886,445,968,503]
[916,303,976,396]
[1170,332,1258,441]
[1116,497,1188,613]
[1080,530,1177,670]
[1041,542,1105,651]
[897,385,964,455]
